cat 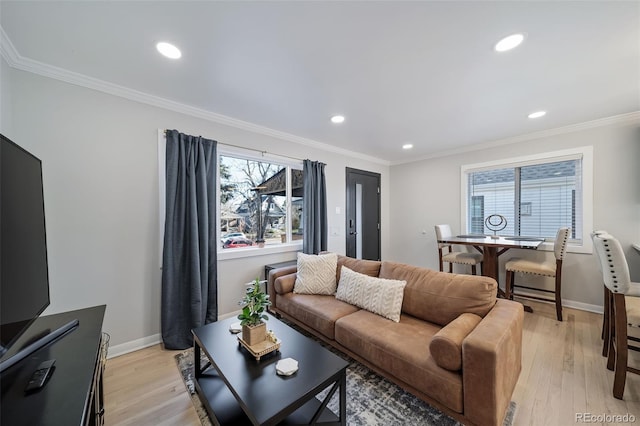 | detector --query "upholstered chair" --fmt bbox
[590,230,610,357]
[505,227,570,321]
[592,232,640,399]
[434,224,483,275]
